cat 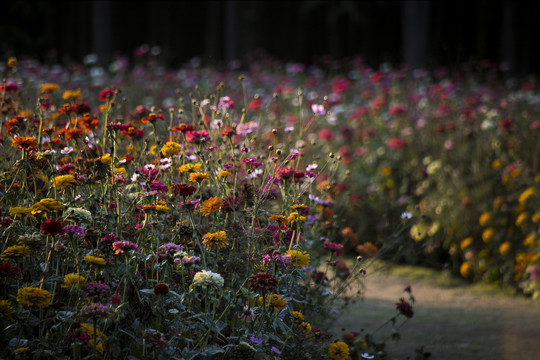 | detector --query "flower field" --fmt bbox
[0,51,538,359]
